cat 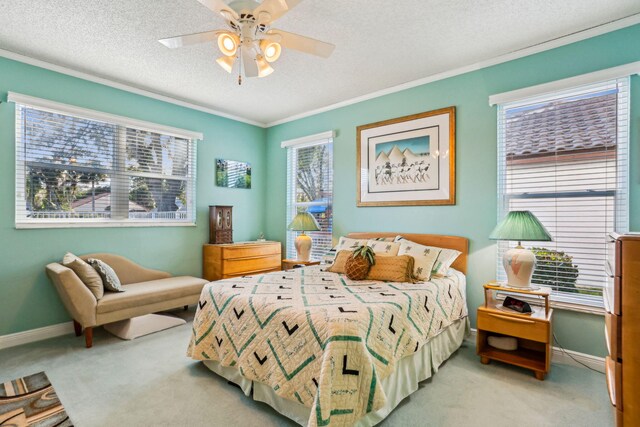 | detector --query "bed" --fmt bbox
[188,233,469,426]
